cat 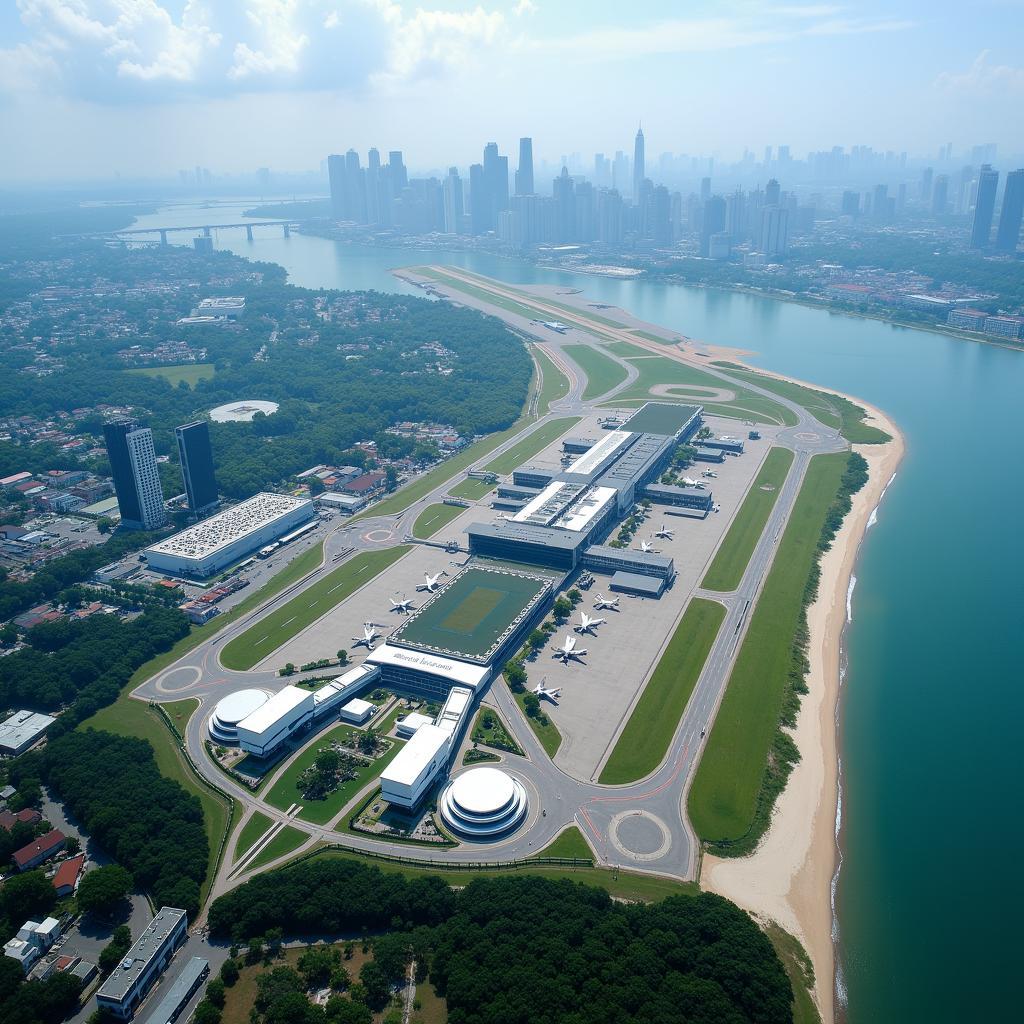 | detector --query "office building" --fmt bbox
[145,957,209,1024]
[632,126,645,200]
[699,195,726,257]
[103,418,167,530]
[995,169,1024,252]
[482,142,509,231]
[95,907,188,1020]
[515,137,534,196]
[442,167,463,234]
[469,163,488,235]
[931,175,949,217]
[175,421,218,515]
[970,164,999,248]
[841,190,860,218]
[145,492,314,578]
[0,710,56,756]
[760,205,790,256]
